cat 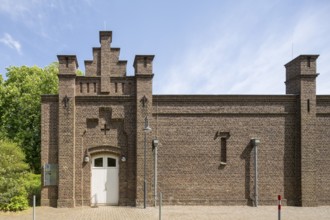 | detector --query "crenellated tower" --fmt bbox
[285,55,319,206]
[57,55,78,207]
